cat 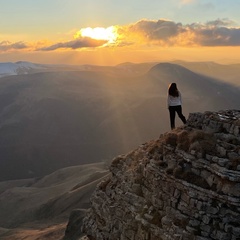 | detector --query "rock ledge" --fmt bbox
[81,110,240,240]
